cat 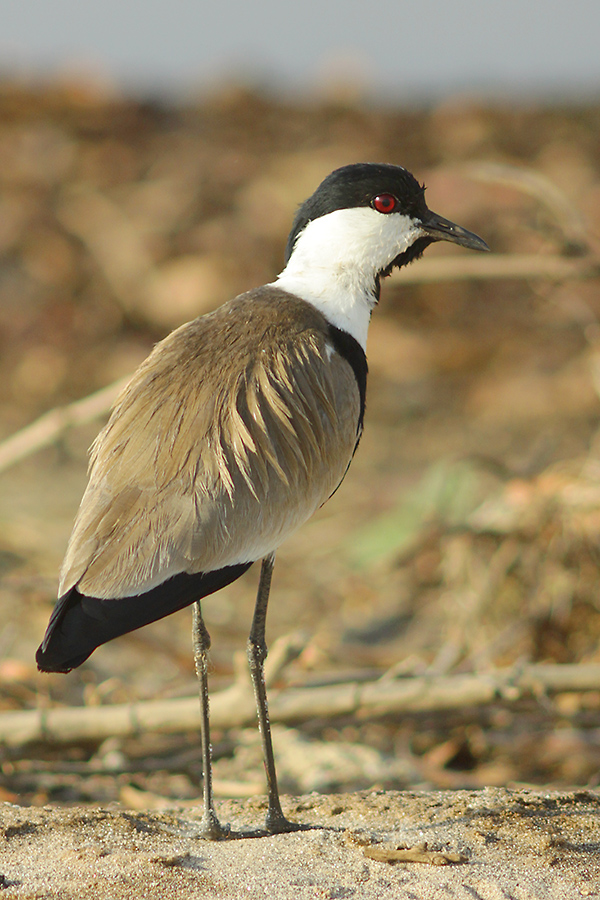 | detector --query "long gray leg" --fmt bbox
[193,600,229,839]
[247,553,300,833]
